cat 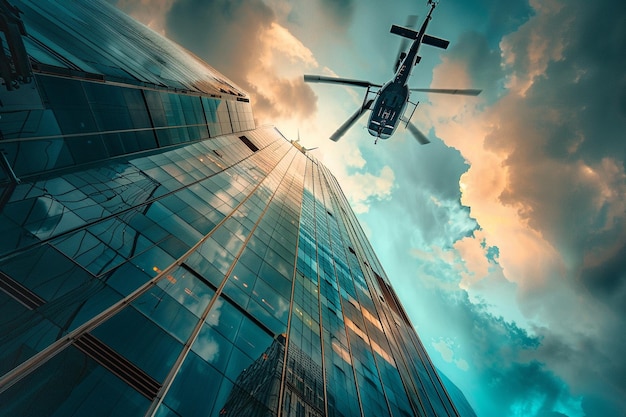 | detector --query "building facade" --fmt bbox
[0,1,474,416]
